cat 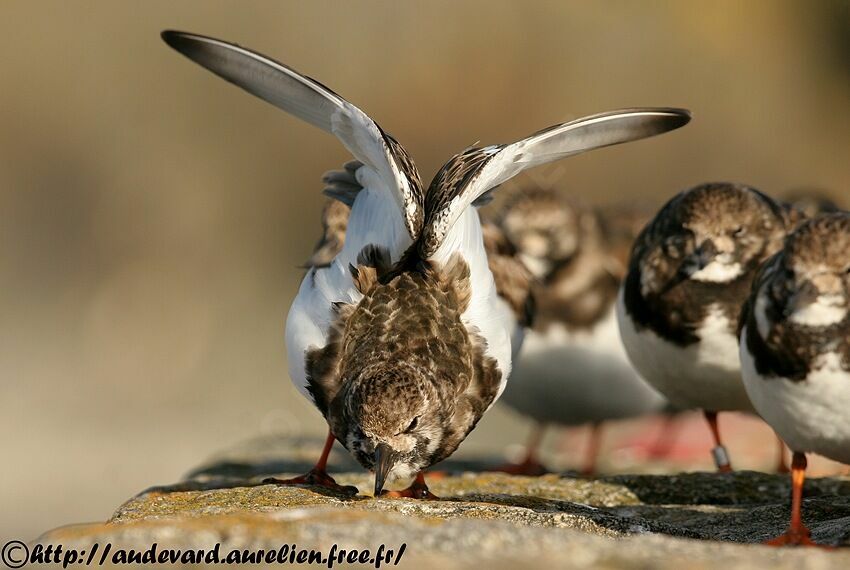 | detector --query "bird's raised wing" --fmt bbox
[162,30,424,239]
[418,108,691,258]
